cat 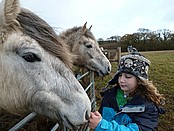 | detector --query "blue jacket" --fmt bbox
[95,86,165,131]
